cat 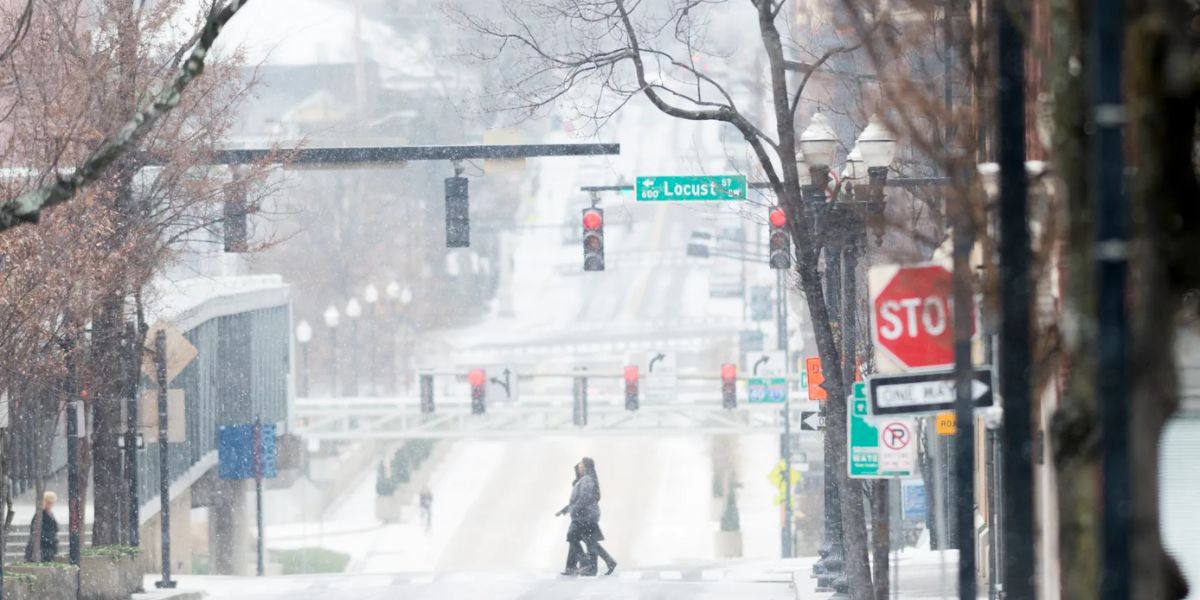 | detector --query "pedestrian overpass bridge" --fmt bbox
[293,393,816,441]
